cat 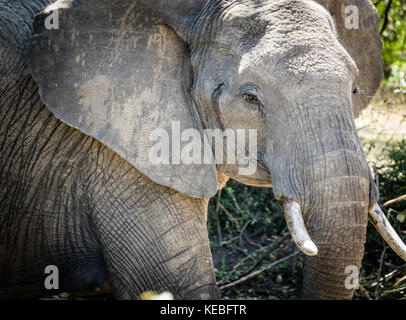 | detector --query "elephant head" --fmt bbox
[28,0,406,299]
